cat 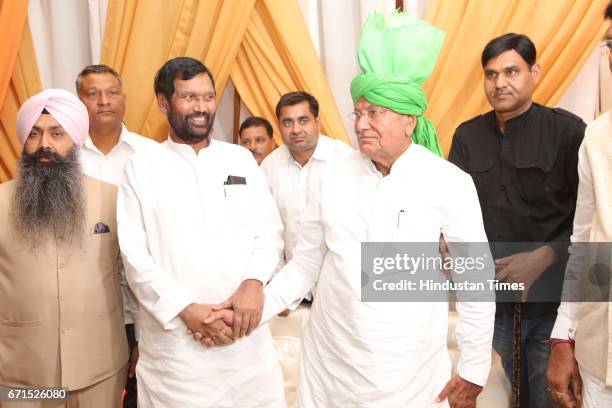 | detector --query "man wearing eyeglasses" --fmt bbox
[260,92,351,293]
[546,3,612,407]
[449,33,585,407]
[226,13,497,407]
